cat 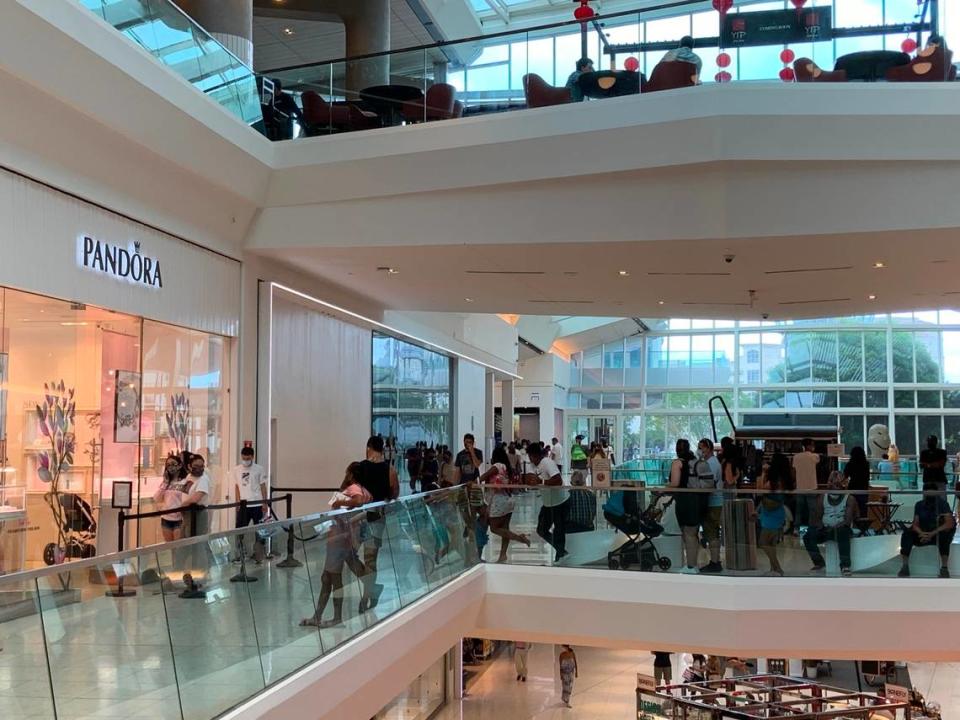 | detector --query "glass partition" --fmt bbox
[0,485,481,720]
